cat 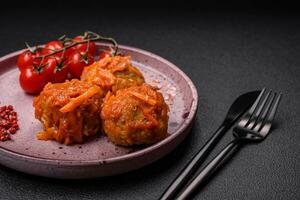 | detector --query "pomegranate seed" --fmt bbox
[9,128,16,134]
[13,124,19,128]
[0,104,18,141]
